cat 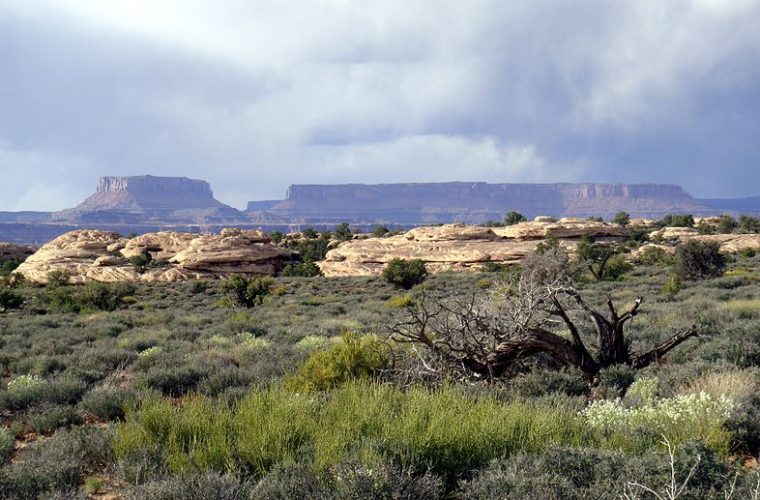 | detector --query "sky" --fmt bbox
[1,0,759,211]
